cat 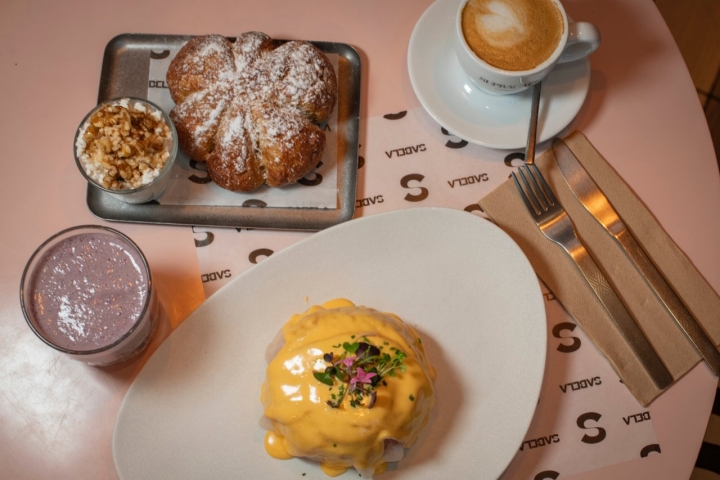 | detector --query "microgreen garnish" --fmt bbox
[313,371,334,386]
[315,339,407,409]
[343,341,359,353]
